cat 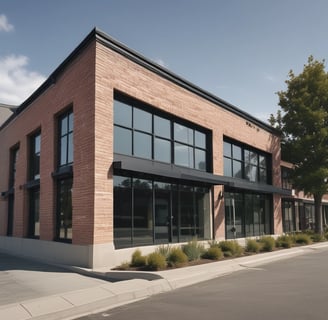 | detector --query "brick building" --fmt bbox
[280,161,328,232]
[0,29,290,268]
